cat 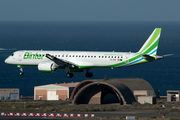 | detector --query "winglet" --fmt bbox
[138,28,162,55]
